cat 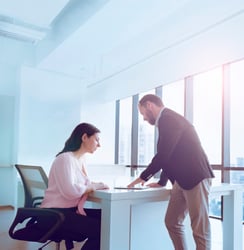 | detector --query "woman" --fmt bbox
[41,122,109,250]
